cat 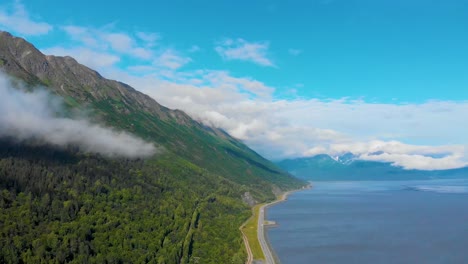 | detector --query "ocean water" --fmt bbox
[266,179,468,264]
